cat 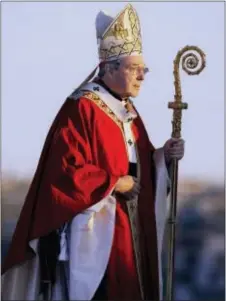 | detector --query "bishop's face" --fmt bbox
[112,55,149,98]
